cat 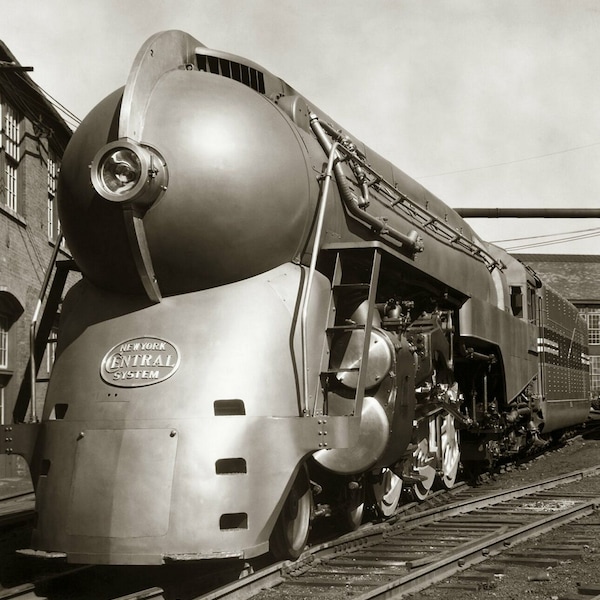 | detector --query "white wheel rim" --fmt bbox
[373,469,403,517]
[441,413,460,488]
[412,435,435,500]
[283,488,312,553]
